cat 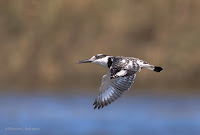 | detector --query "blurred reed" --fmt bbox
[0,0,199,92]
